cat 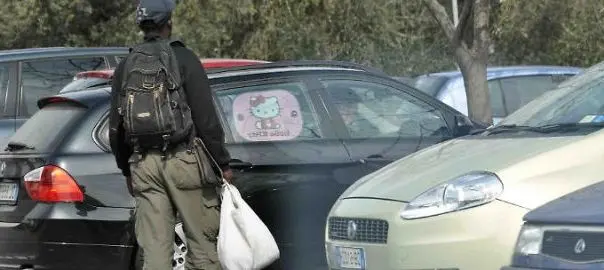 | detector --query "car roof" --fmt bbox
[73,60,381,80]
[50,60,387,108]
[420,65,583,79]
[74,58,271,79]
[0,47,129,62]
[204,60,385,77]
